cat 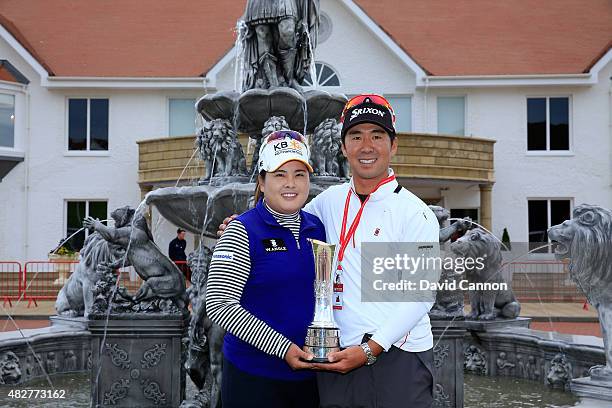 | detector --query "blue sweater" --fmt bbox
[222,200,326,380]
